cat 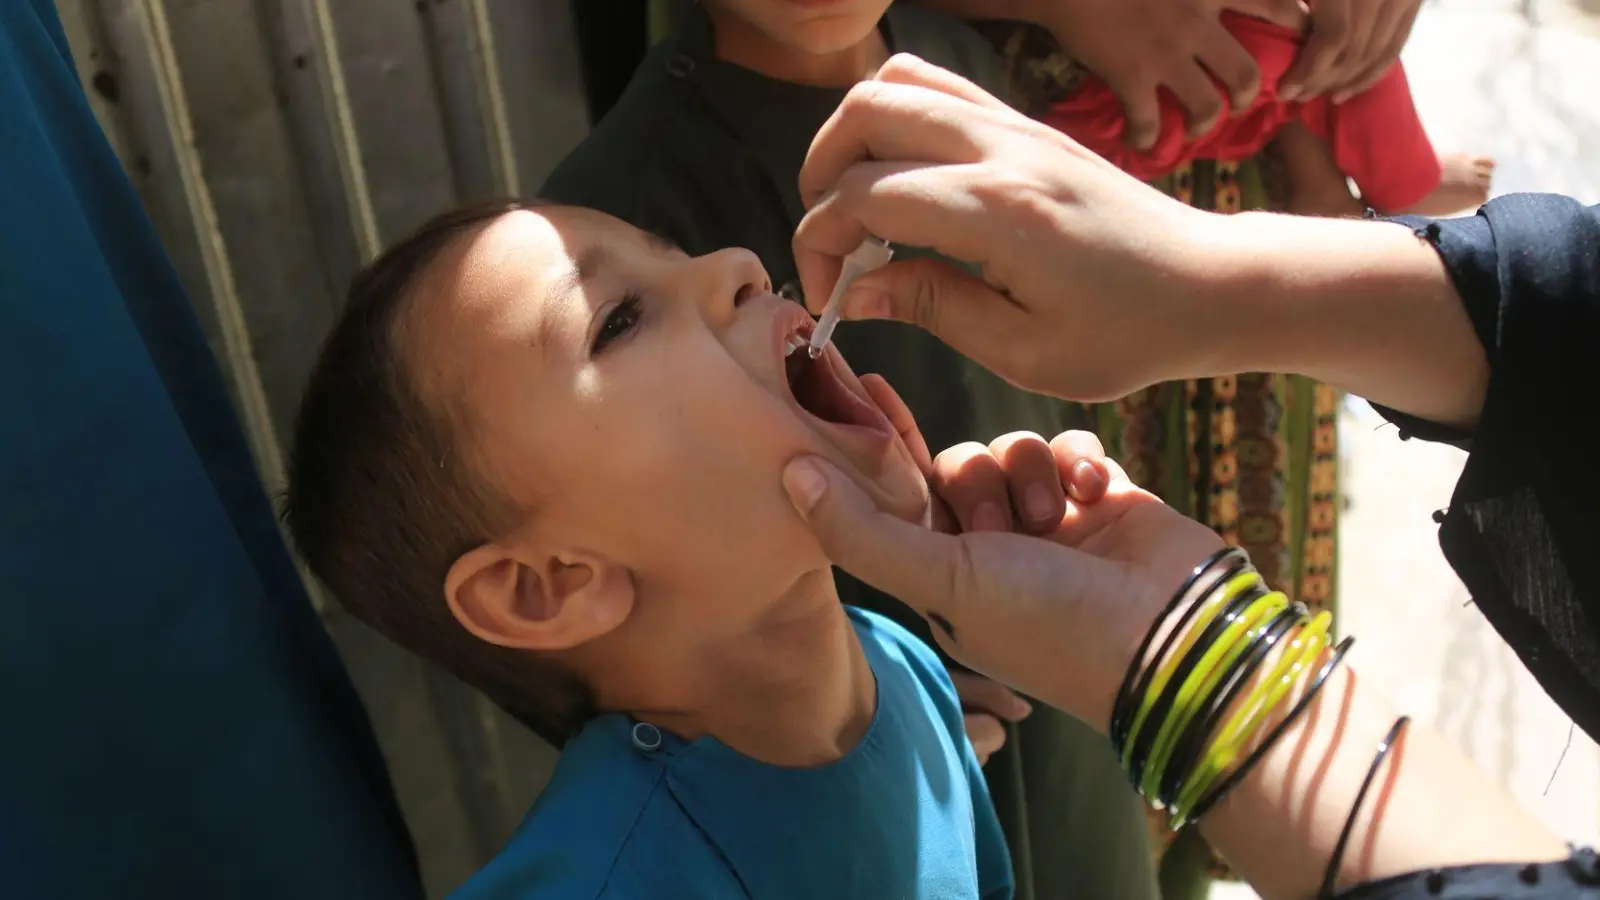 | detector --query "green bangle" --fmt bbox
[1172,610,1334,822]
[1121,569,1256,772]
[1141,589,1288,800]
